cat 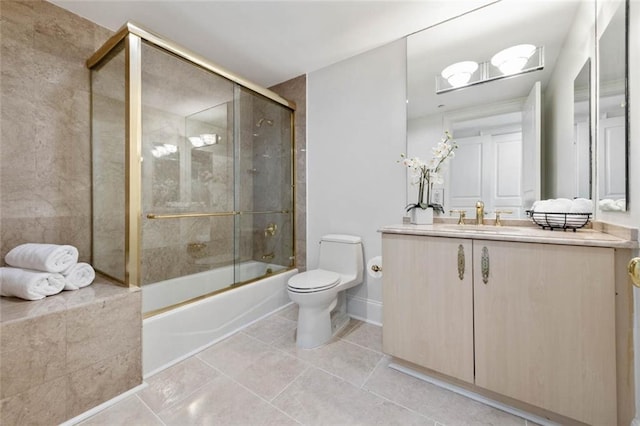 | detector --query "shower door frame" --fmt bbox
[87,22,296,289]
